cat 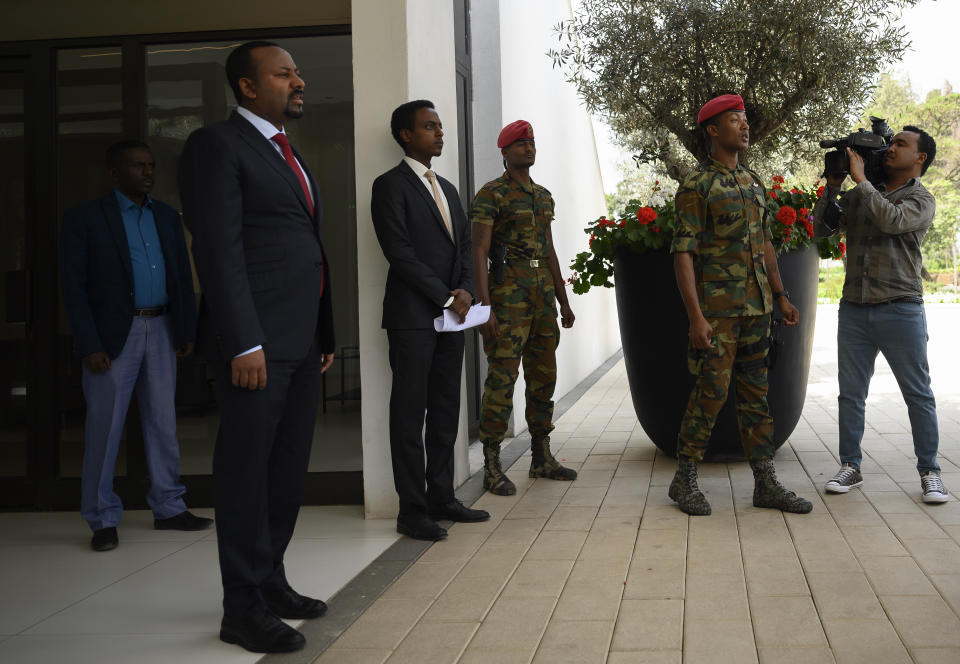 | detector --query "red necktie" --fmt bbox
[272,132,324,297]
[271,132,314,216]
